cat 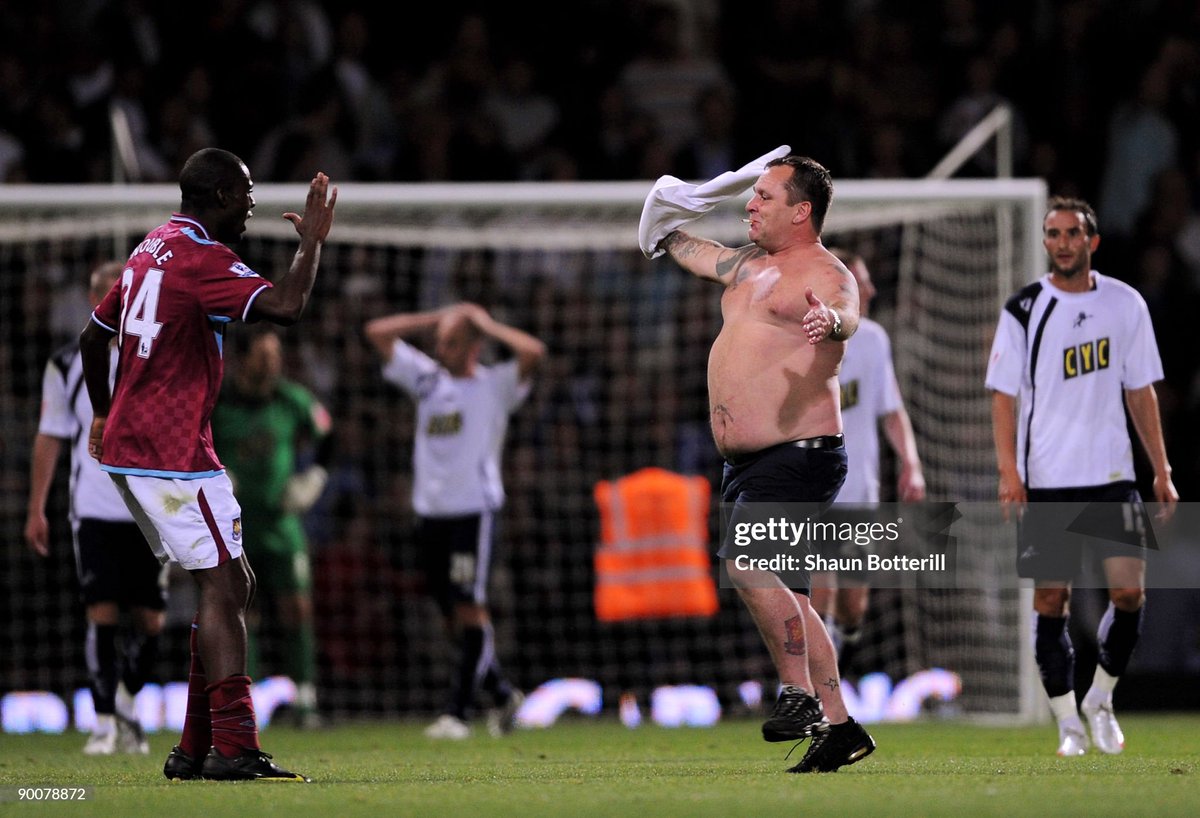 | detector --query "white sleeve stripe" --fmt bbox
[90,312,117,333]
[241,284,271,322]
